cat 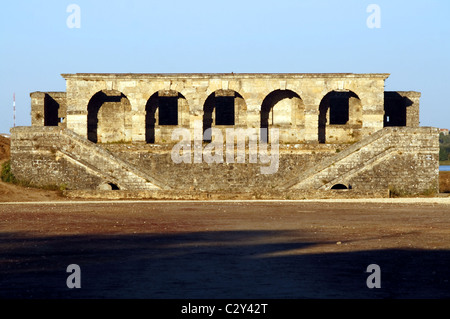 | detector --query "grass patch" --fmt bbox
[100,139,132,145]
[388,185,408,198]
[420,184,438,197]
